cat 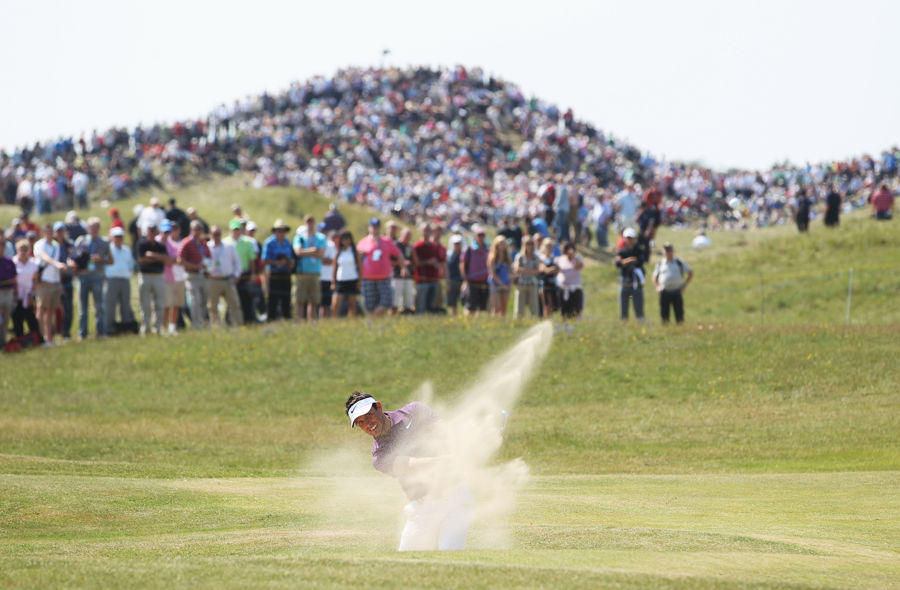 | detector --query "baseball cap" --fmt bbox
[348,397,378,428]
[369,217,381,227]
[229,219,242,230]
[53,221,66,231]
[246,221,258,231]
[109,208,119,216]
[159,219,173,232]
[623,228,637,239]
[472,224,485,235]
[450,235,463,244]
[110,227,125,237]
